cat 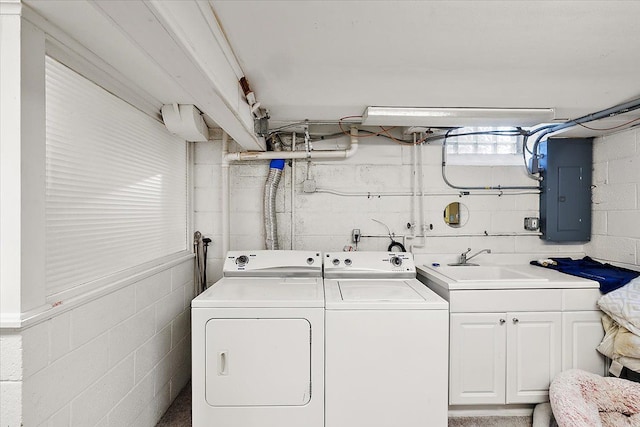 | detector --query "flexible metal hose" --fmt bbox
[264,161,284,250]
